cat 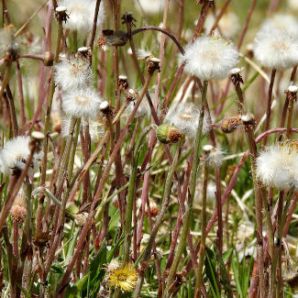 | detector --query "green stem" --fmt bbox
[133,141,183,298]
[164,80,208,296]
[123,158,138,262]
[195,158,209,296]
